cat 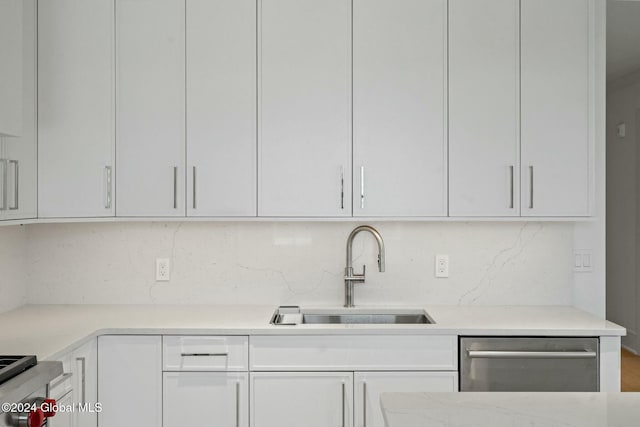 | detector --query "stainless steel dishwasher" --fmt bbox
[459,337,599,391]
